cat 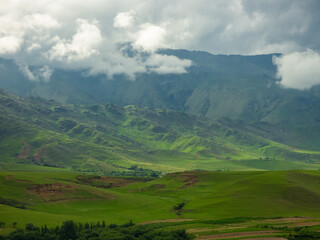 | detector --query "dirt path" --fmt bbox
[188,228,212,233]
[242,238,287,240]
[266,217,313,222]
[293,221,320,227]
[189,217,318,235]
[188,227,243,234]
[198,230,281,239]
[139,219,194,225]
